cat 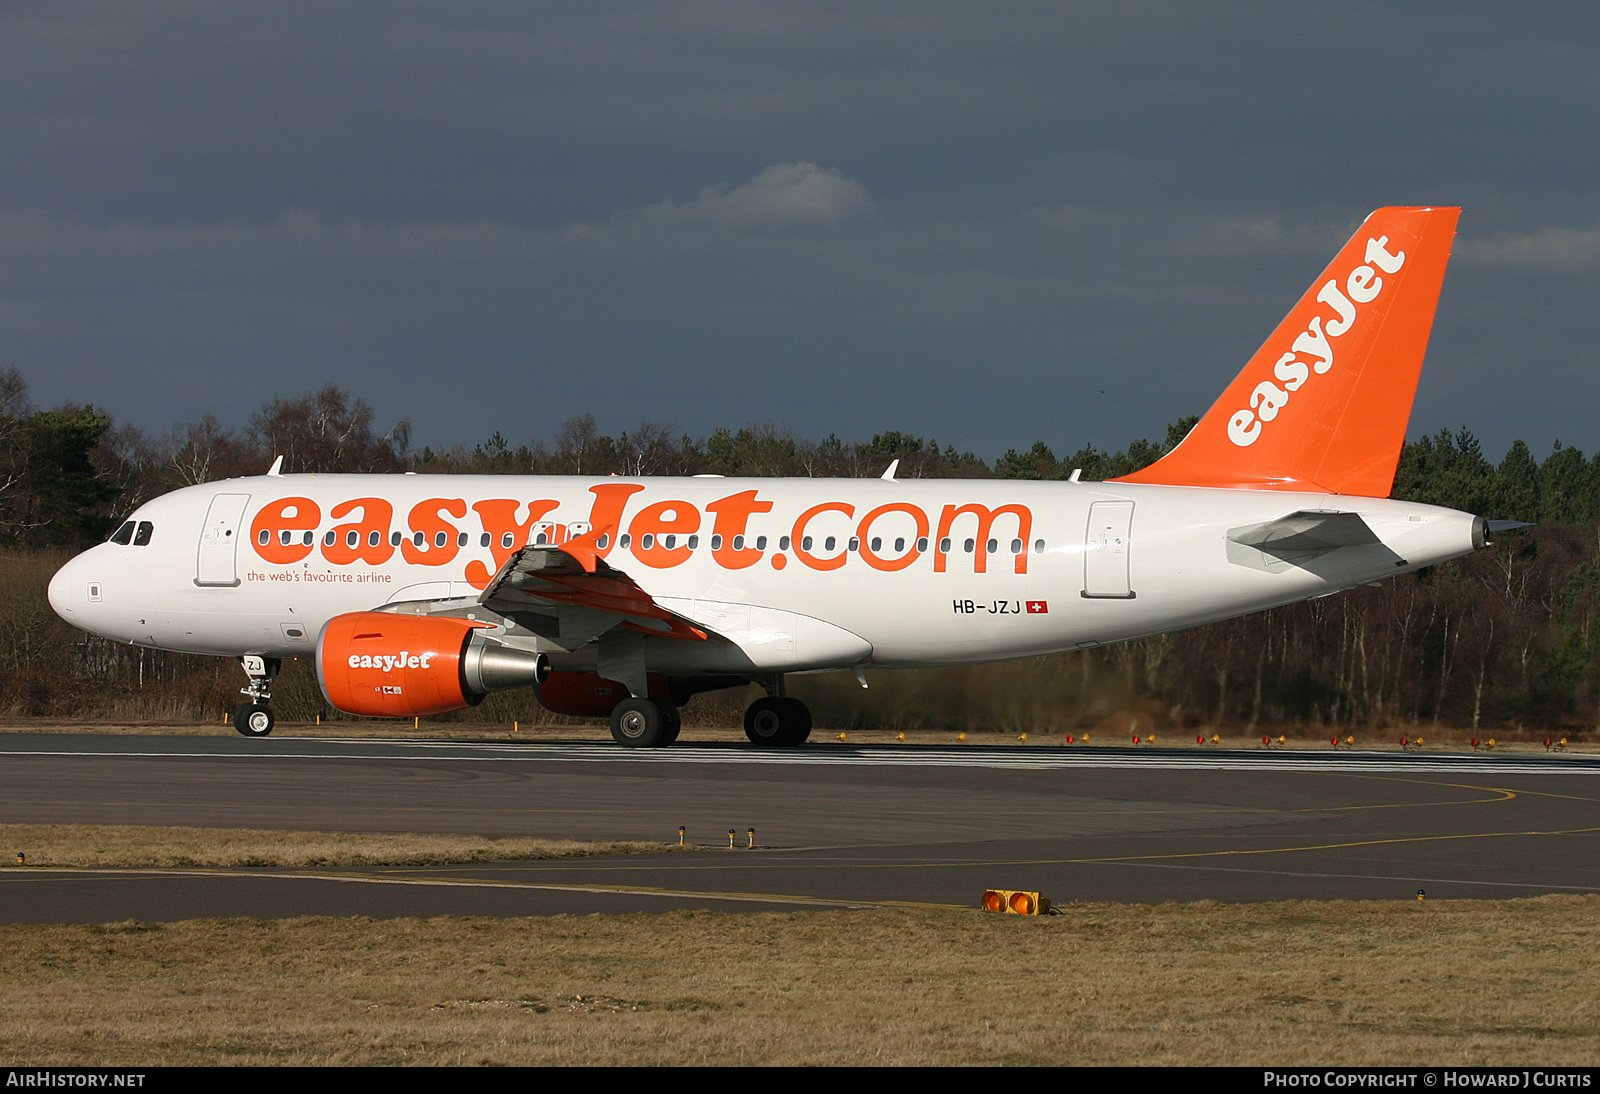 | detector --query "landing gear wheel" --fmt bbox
[233,702,275,738]
[745,696,802,747]
[610,698,669,748]
[785,697,813,744]
[659,704,682,746]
